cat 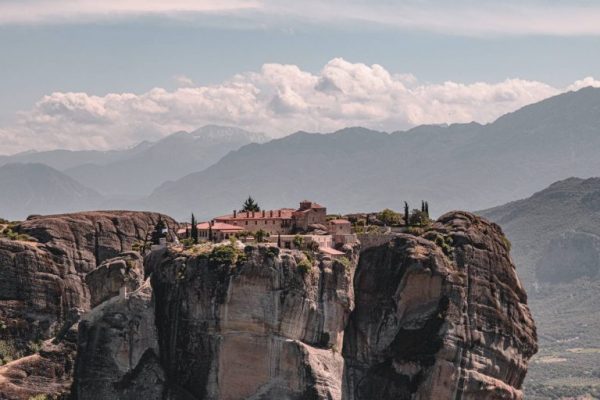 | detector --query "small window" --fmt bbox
[245,221,248,225]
